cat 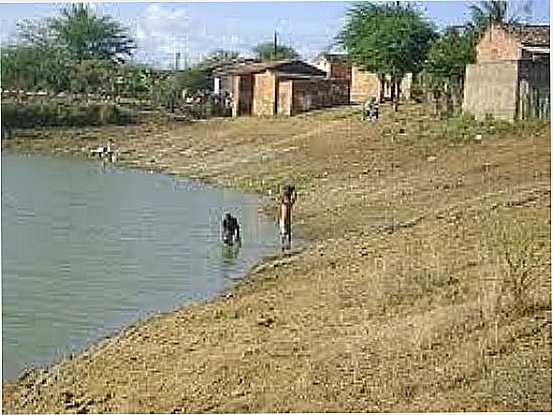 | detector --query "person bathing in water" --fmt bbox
[279,184,297,251]
[222,213,241,246]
